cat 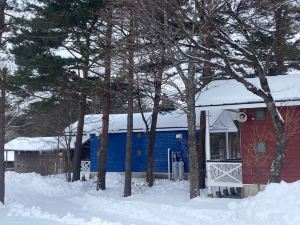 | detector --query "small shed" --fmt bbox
[5,137,73,176]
